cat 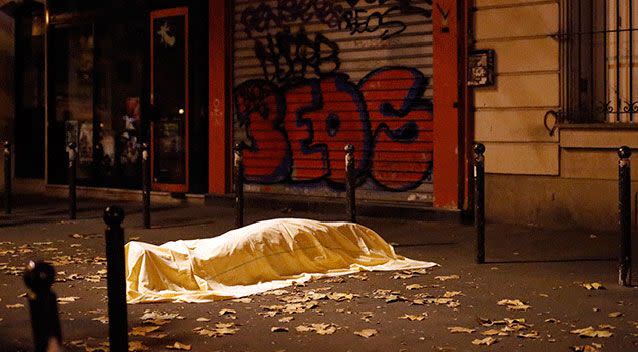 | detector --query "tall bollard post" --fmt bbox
[68,142,77,220]
[345,144,356,223]
[104,206,128,351]
[23,261,63,352]
[473,143,486,264]
[4,141,11,214]
[234,143,244,229]
[141,143,151,229]
[618,146,632,286]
